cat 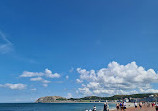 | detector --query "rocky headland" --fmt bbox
[36,96,67,103]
